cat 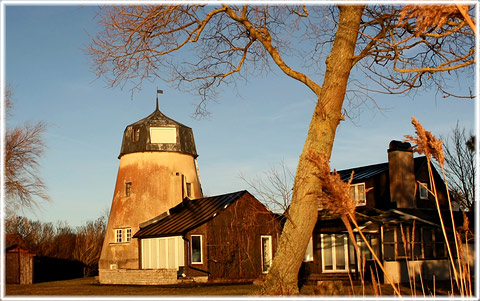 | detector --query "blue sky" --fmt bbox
[3,4,476,227]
